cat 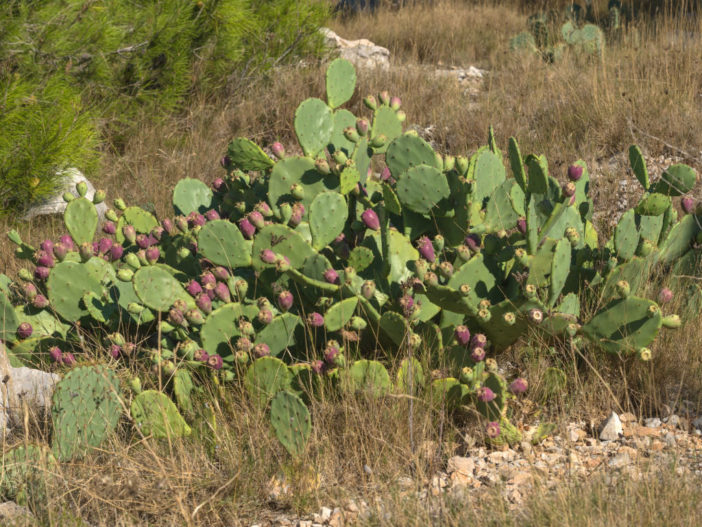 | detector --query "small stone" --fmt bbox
[619,412,636,423]
[0,502,33,522]
[329,508,343,527]
[447,455,475,476]
[599,412,623,441]
[345,500,359,514]
[665,414,681,428]
[644,417,662,428]
[692,416,702,430]
[318,507,332,522]
[664,432,676,447]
